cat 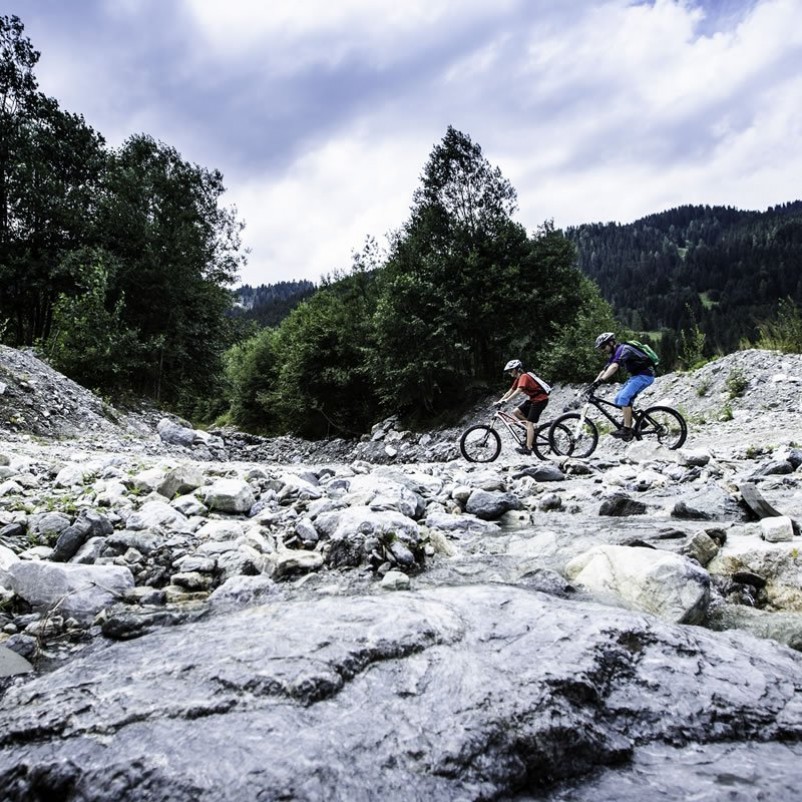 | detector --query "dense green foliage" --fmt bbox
[0,15,243,413]
[567,203,802,360]
[0,17,106,345]
[92,134,243,404]
[226,128,614,435]
[756,297,802,353]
